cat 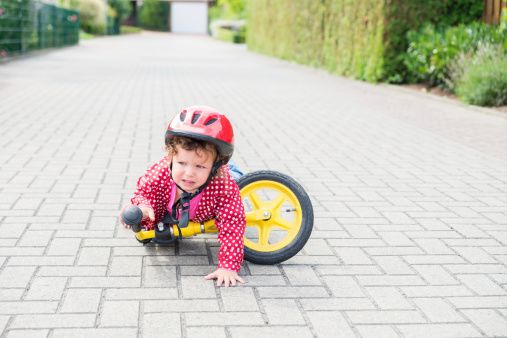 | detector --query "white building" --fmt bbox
[170,0,213,34]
